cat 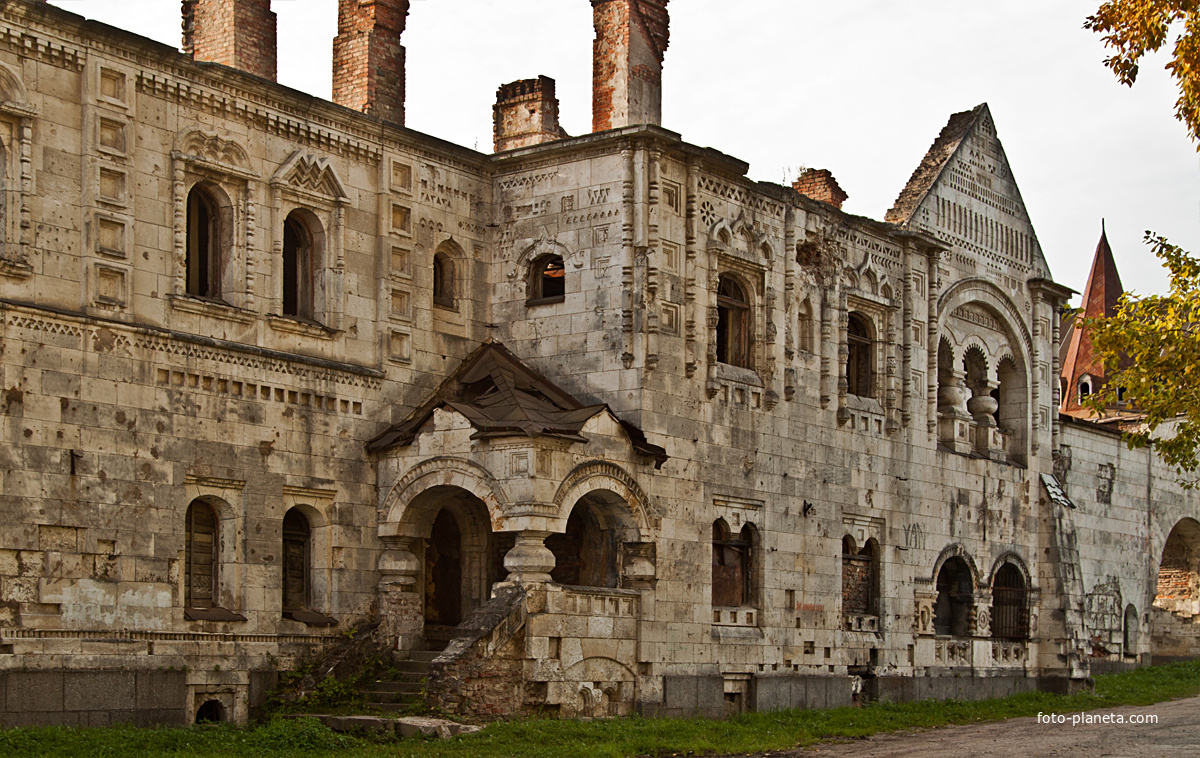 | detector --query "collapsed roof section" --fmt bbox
[366,340,668,467]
